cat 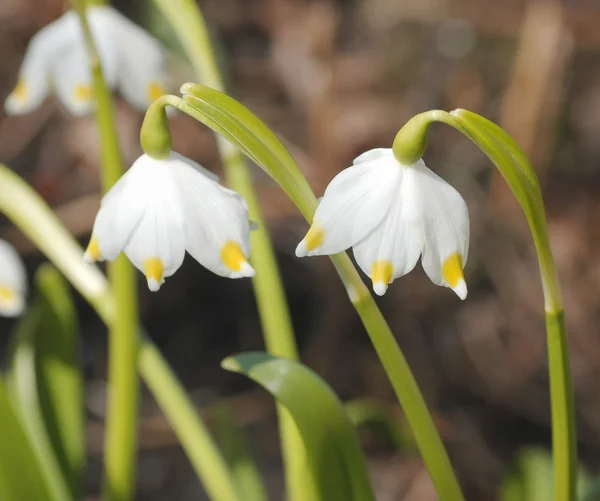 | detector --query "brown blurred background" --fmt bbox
[2,0,600,499]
